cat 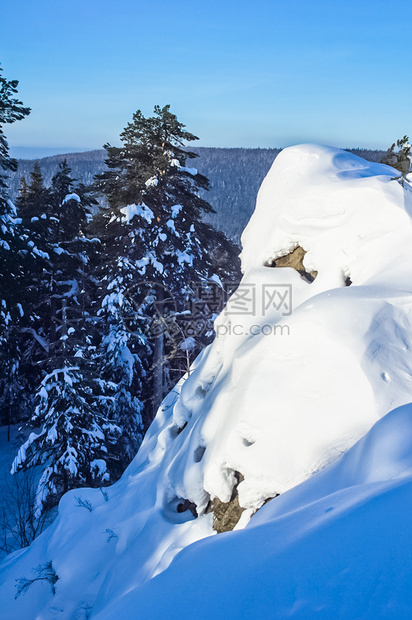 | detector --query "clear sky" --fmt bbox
[1,0,411,157]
